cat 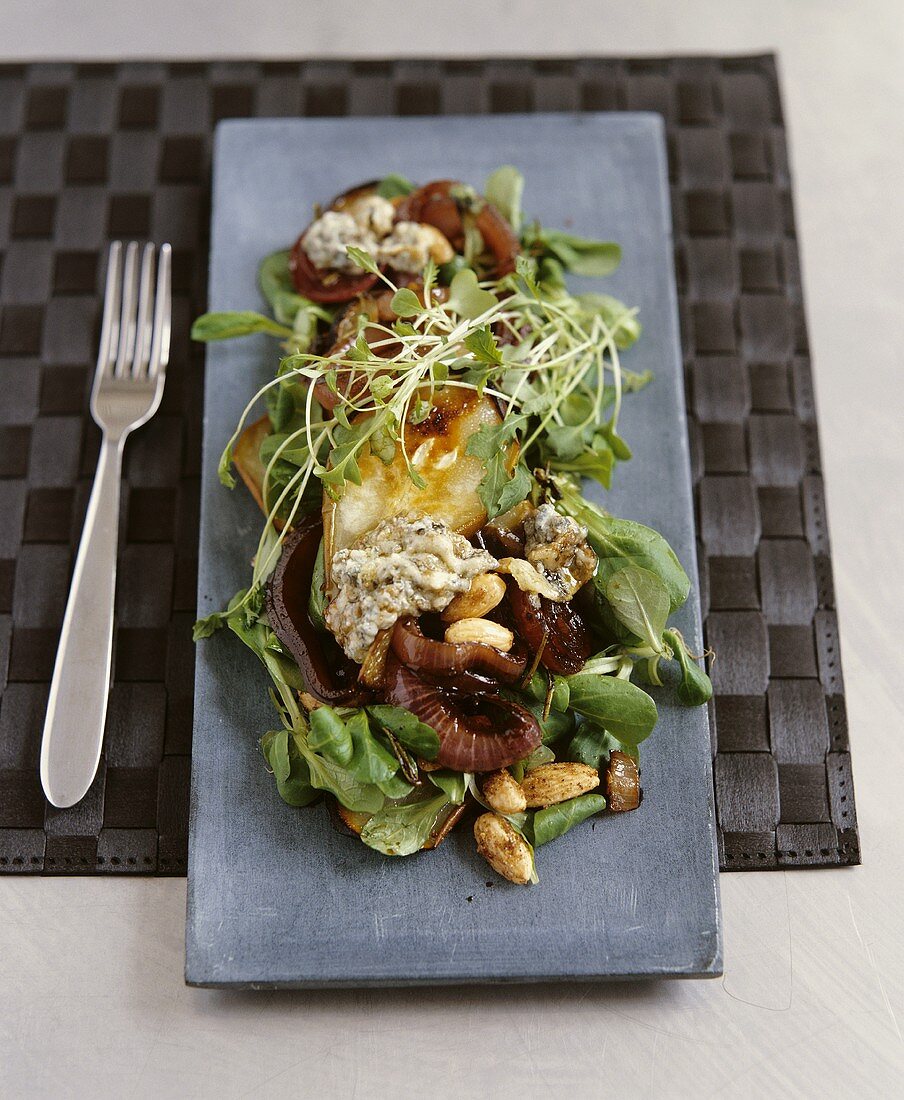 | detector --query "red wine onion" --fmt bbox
[391,616,526,684]
[265,513,368,705]
[384,655,542,771]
